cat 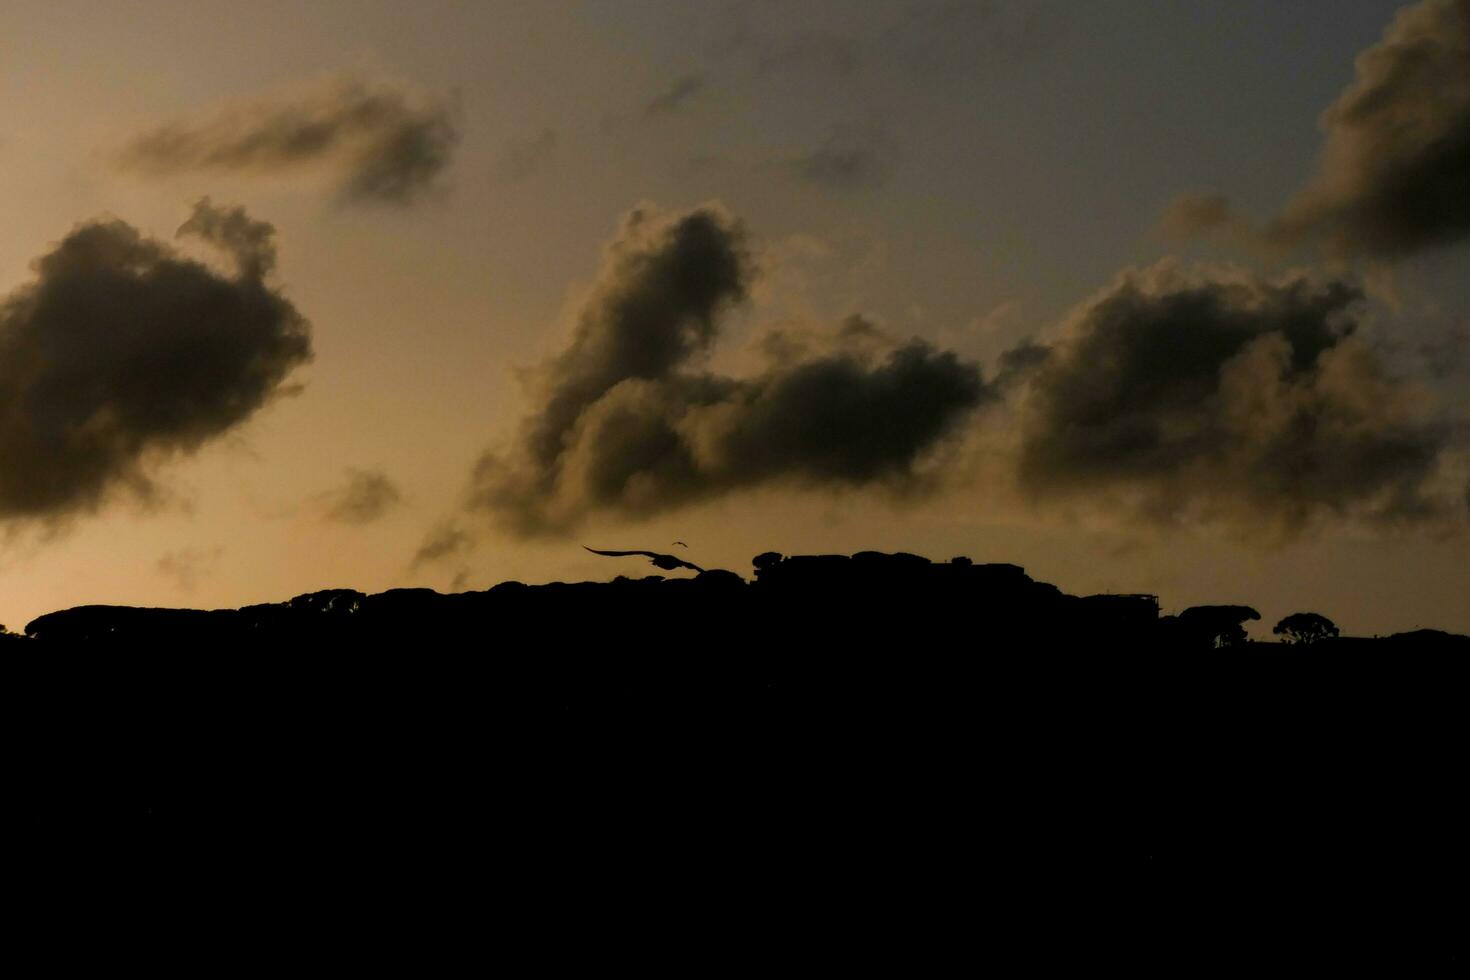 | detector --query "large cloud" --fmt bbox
[466,204,990,534]
[1170,1,1470,259]
[0,200,311,521]
[1015,262,1457,534]
[1271,0,1470,257]
[115,76,458,205]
